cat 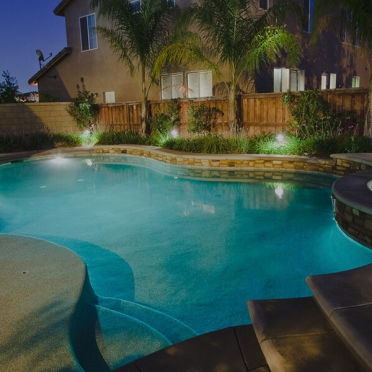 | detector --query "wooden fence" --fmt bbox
[85,88,369,136]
